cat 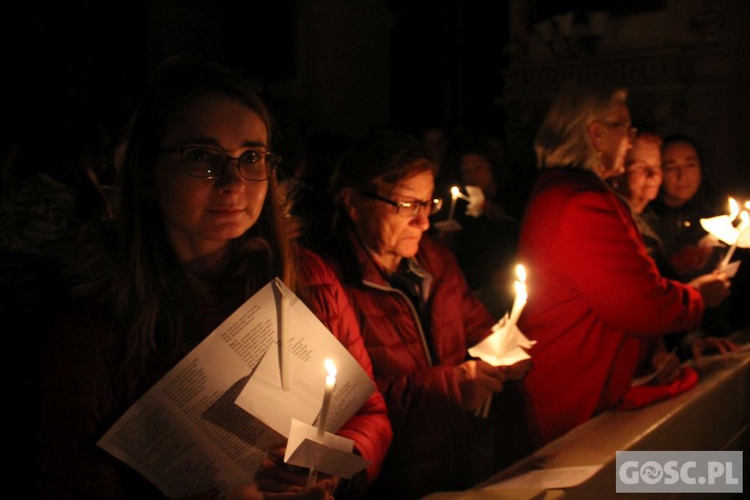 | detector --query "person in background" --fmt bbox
[318,129,531,499]
[437,136,519,317]
[608,127,739,363]
[649,133,749,337]
[282,131,352,252]
[516,81,730,447]
[648,133,727,282]
[36,56,391,499]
